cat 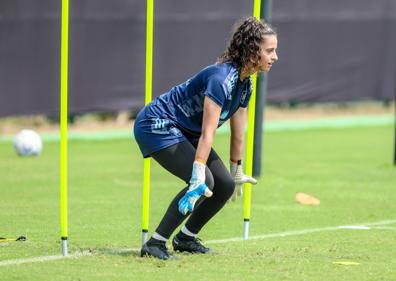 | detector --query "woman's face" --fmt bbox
[257,35,278,72]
